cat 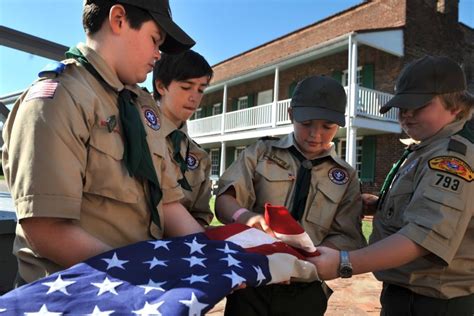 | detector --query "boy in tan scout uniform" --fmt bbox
[215,75,367,316]
[313,56,474,315]
[1,0,204,285]
[152,50,214,226]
